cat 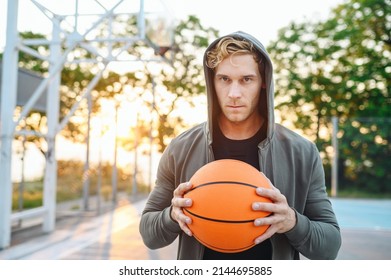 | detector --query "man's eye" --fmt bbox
[221,76,229,82]
[243,77,252,82]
